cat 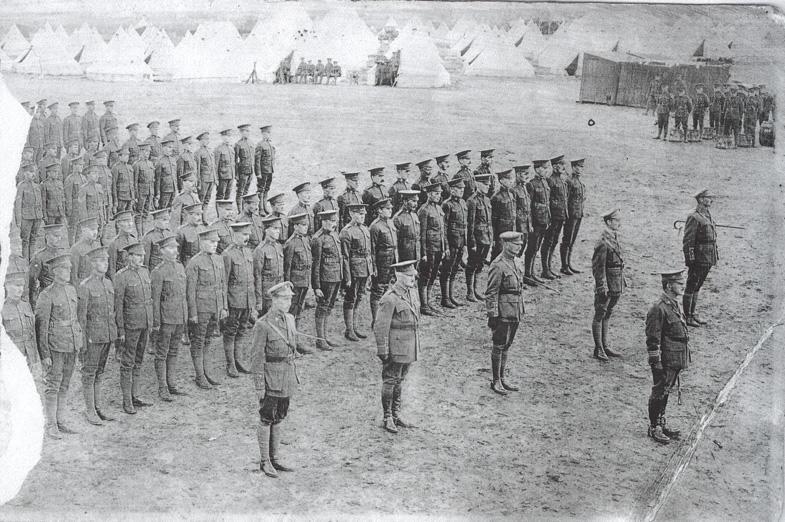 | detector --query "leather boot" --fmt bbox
[567,248,582,274]
[692,293,708,325]
[155,359,173,402]
[223,336,239,377]
[602,319,621,357]
[392,384,414,427]
[683,293,700,327]
[490,349,508,395]
[315,312,331,351]
[540,243,555,280]
[499,351,519,391]
[295,316,313,354]
[94,375,115,421]
[203,340,223,385]
[269,424,294,472]
[120,368,136,414]
[191,348,212,389]
[419,285,434,316]
[257,423,278,477]
[370,299,379,327]
[559,246,573,275]
[166,356,188,395]
[234,338,251,374]
[382,384,398,433]
[659,415,681,440]
[466,273,477,301]
[82,374,104,426]
[546,248,560,279]
[527,255,544,283]
[132,368,154,407]
[44,394,62,439]
[449,278,462,307]
[472,275,483,301]
[440,278,455,309]
[592,321,609,362]
[324,310,339,347]
[56,391,79,434]
[353,306,367,338]
[344,308,359,341]
[648,424,671,444]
